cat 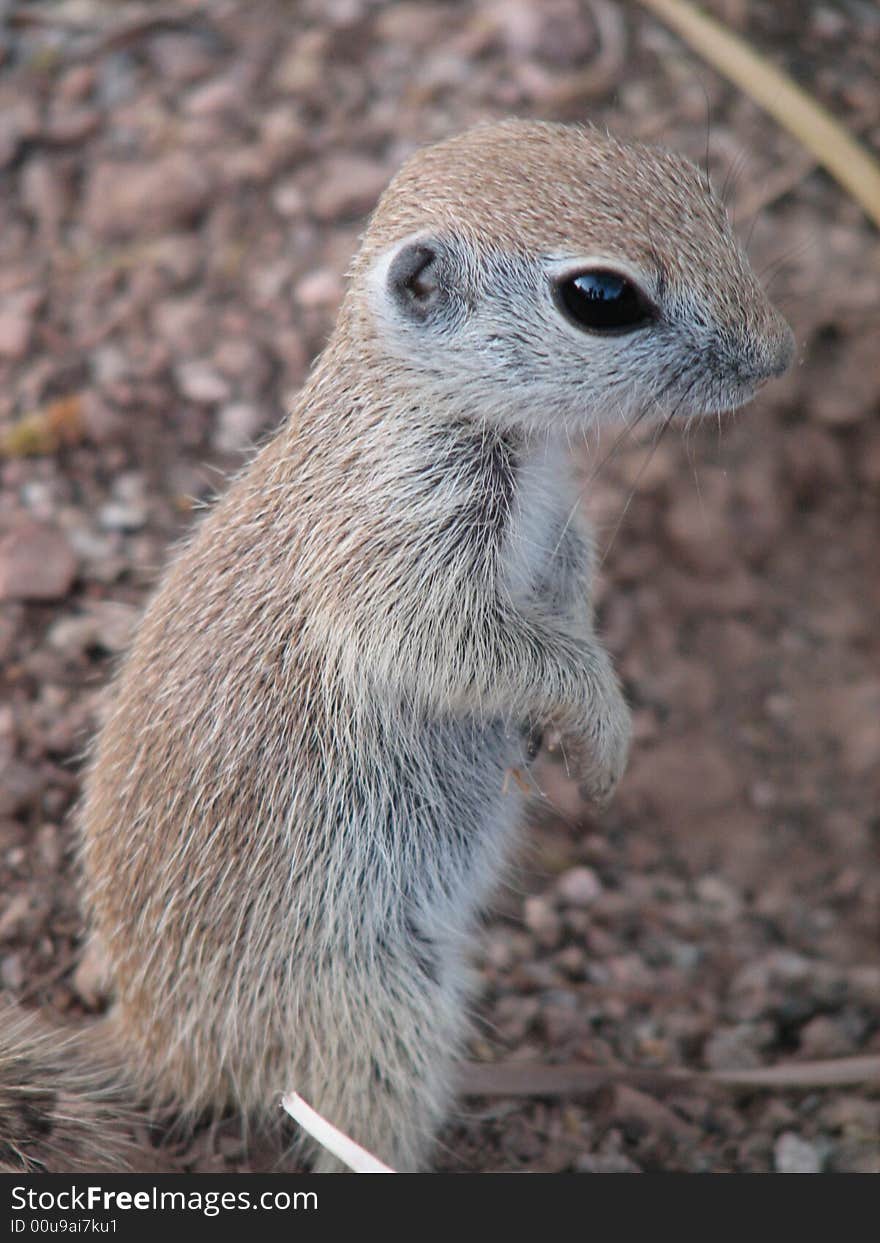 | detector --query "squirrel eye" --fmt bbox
[555,269,655,334]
